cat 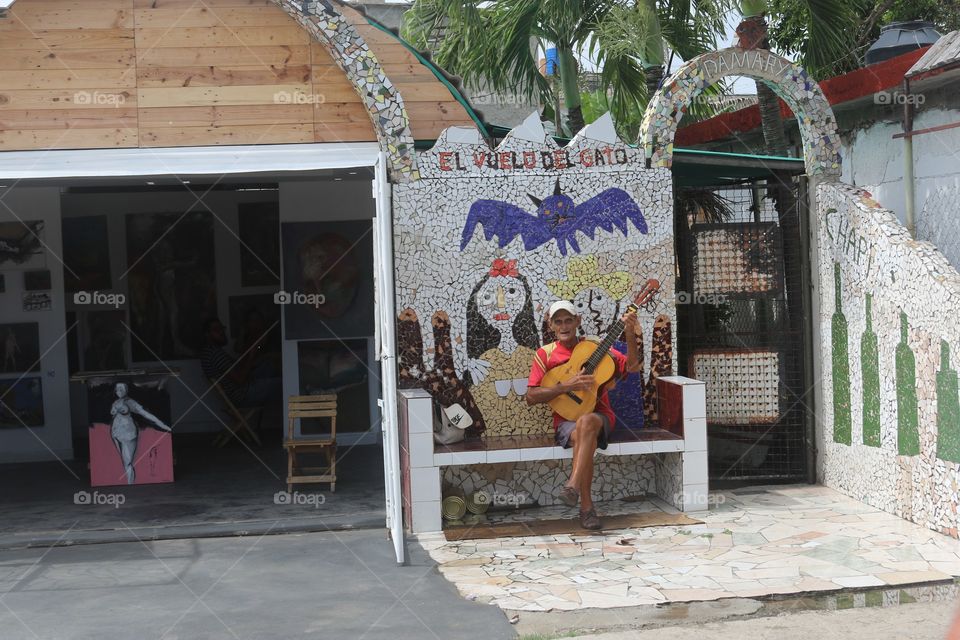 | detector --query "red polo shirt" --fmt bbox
[527,338,627,430]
